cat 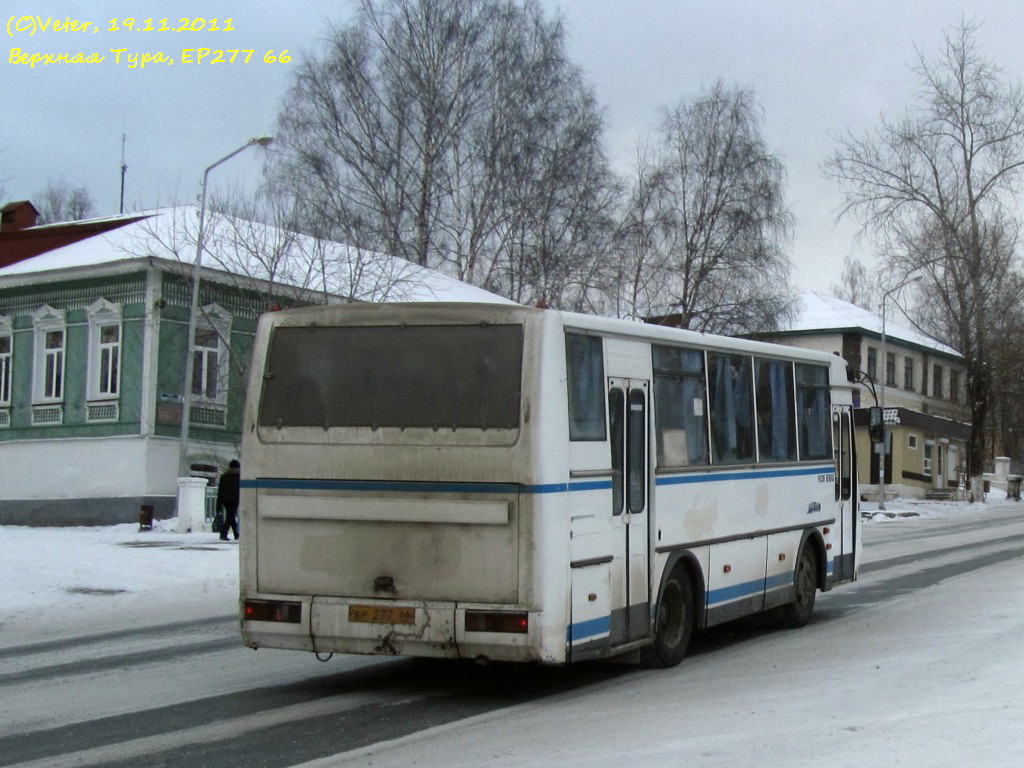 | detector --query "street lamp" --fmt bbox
[178,136,273,479]
[877,275,923,510]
